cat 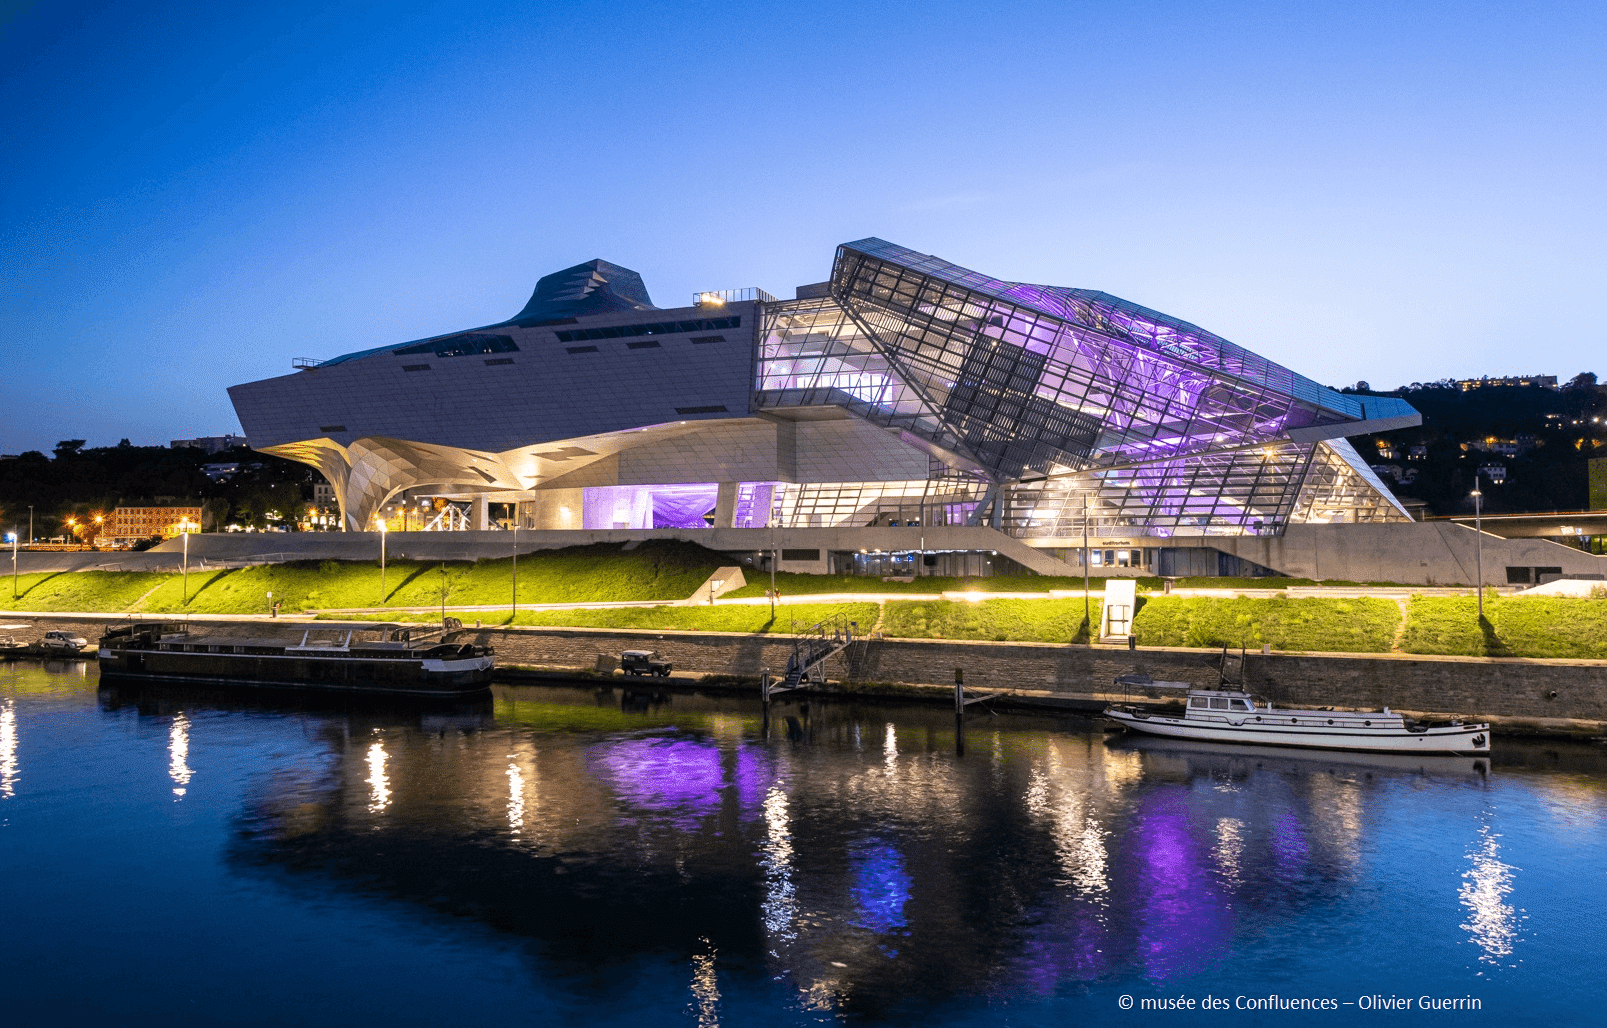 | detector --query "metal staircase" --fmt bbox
[764,613,857,698]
